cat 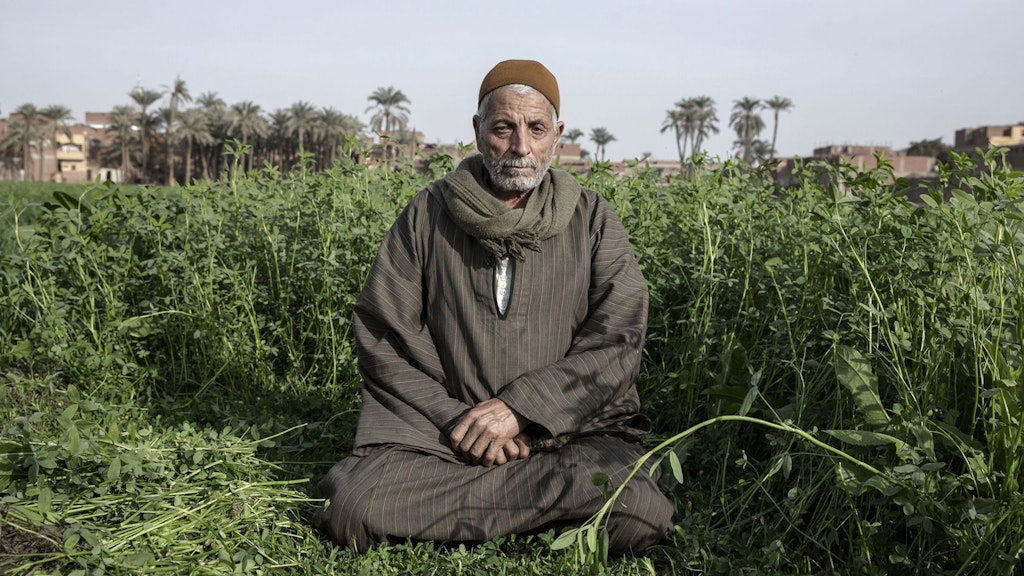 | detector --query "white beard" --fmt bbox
[483,154,551,194]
